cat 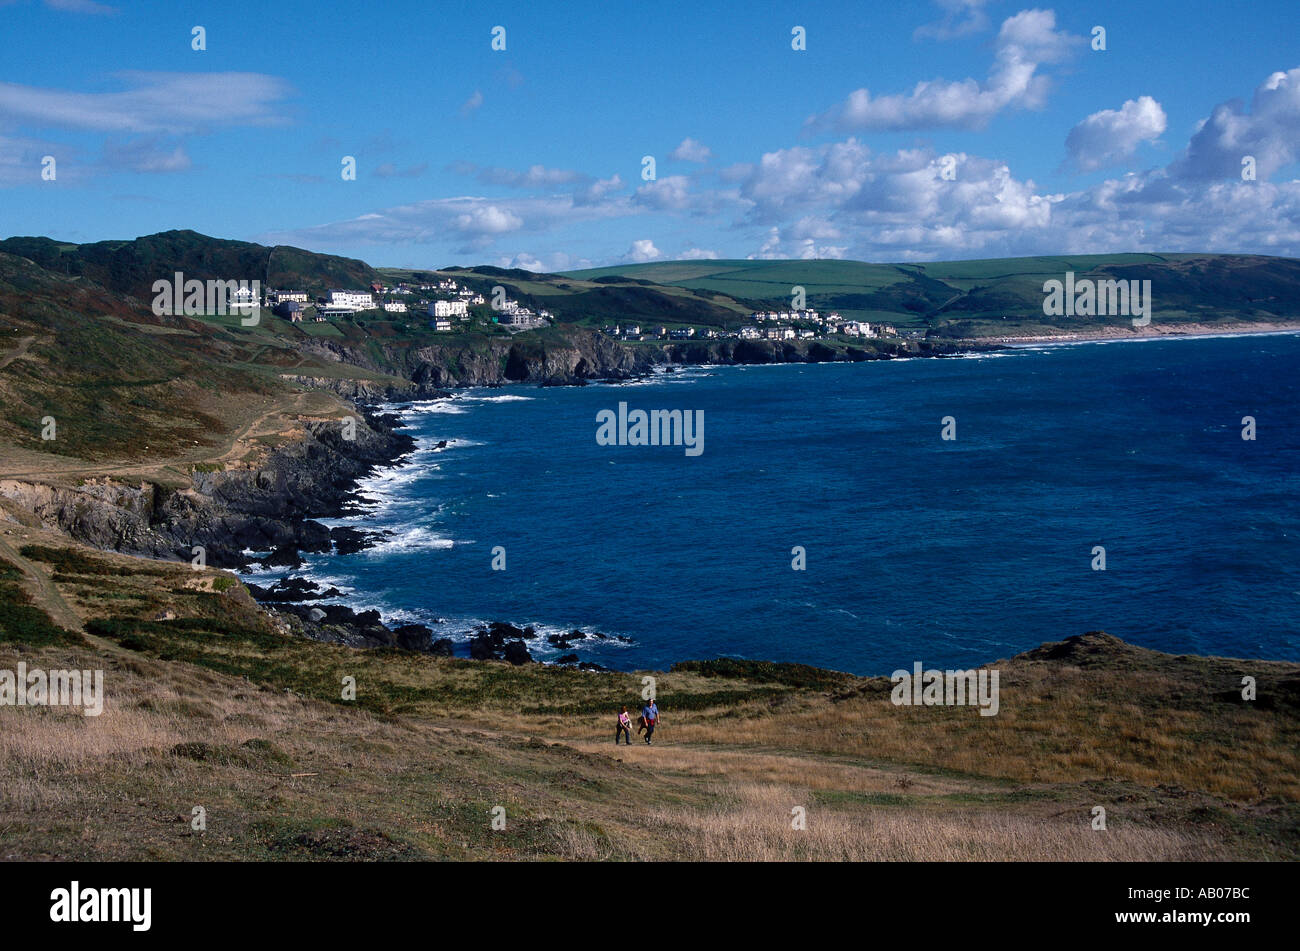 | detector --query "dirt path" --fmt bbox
[0,389,342,484]
[0,532,85,632]
[0,335,35,370]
